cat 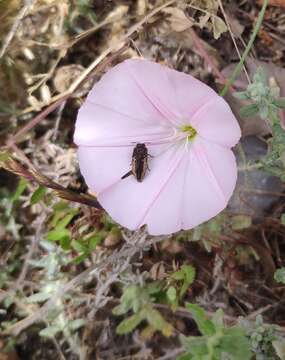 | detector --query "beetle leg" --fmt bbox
[121,170,132,180]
